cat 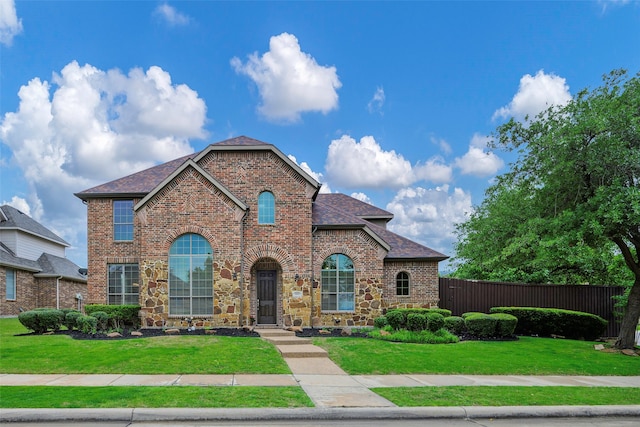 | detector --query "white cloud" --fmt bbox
[350,192,371,204]
[288,154,332,193]
[431,136,452,155]
[367,86,385,114]
[231,32,341,123]
[387,185,473,255]
[493,70,571,121]
[325,134,453,189]
[0,0,23,46]
[2,195,31,216]
[154,2,191,26]
[454,133,504,177]
[325,135,414,188]
[0,60,206,236]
